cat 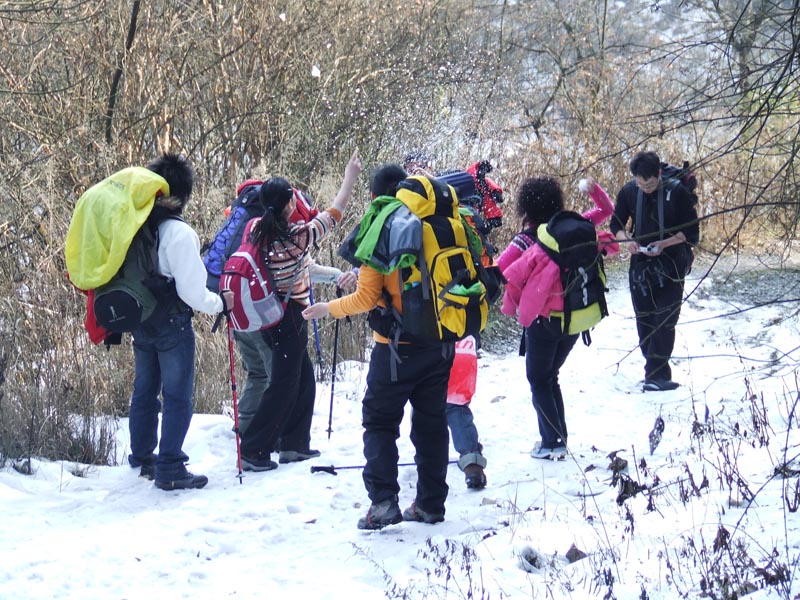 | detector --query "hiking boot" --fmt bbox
[241,455,278,472]
[530,442,567,460]
[278,449,321,464]
[464,464,487,490]
[154,471,208,491]
[402,502,445,524]
[139,464,156,481]
[357,498,402,530]
[643,378,679,392]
